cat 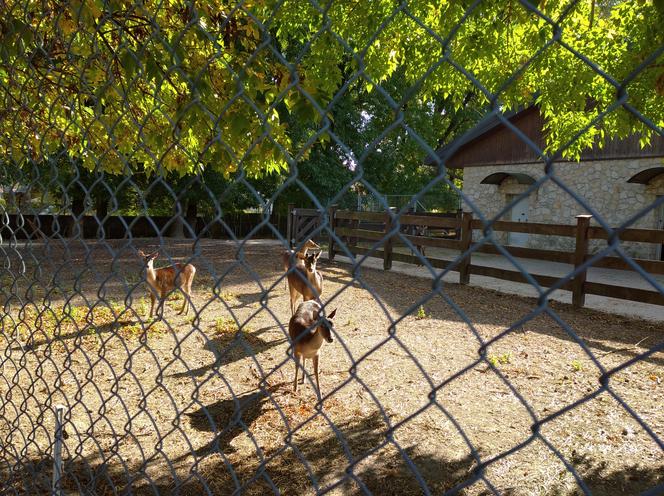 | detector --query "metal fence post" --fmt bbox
[459,211,473,284]
[52,405,65,496]
[573,214,592,308]
[328,204,338,261]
